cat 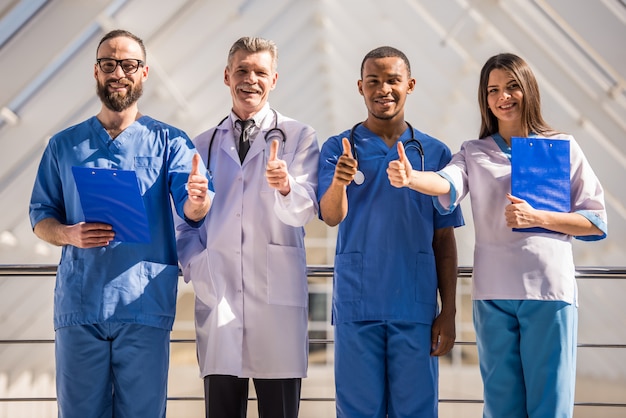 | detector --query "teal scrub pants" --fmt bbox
[55,323,170,418]
[473,300,577,418]
[335,320,438,418]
